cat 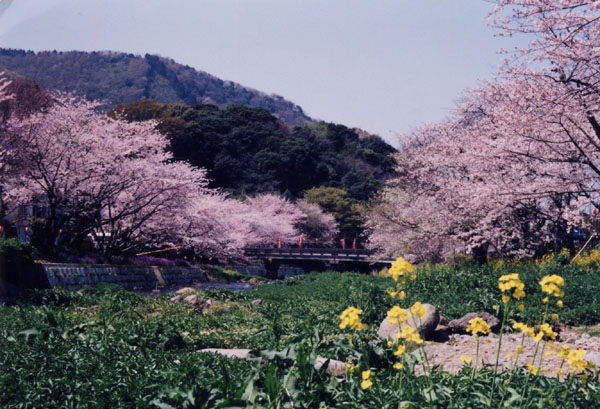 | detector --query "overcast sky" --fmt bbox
[0,0,518,145]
